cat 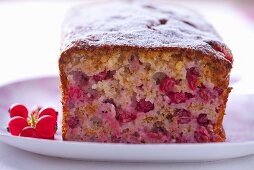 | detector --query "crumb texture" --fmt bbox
[61,50,231,143]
